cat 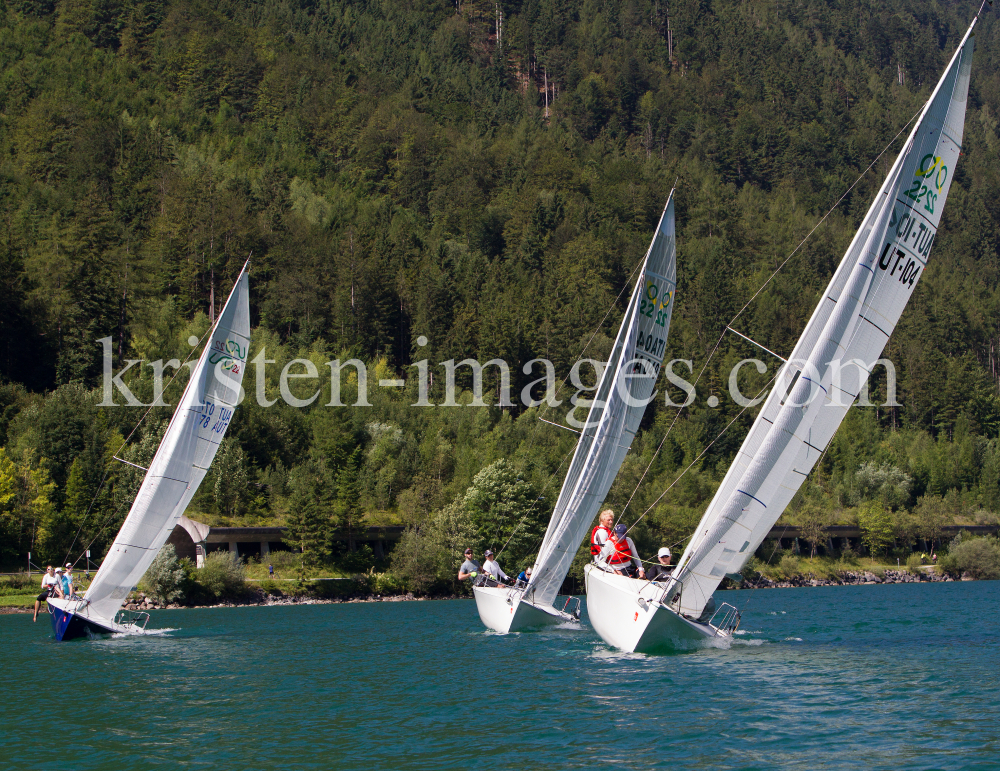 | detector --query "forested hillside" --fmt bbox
[2,0,1000,584]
